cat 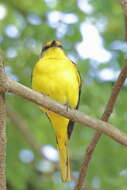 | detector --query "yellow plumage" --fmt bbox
[32,40,81,182]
